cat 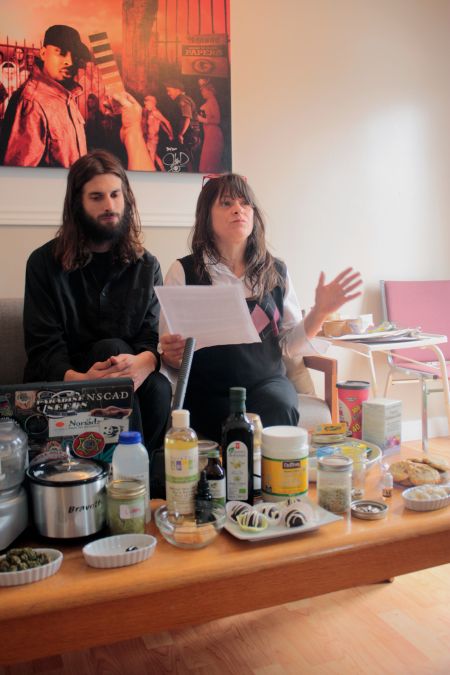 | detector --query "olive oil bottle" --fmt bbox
[221,387,254,504]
